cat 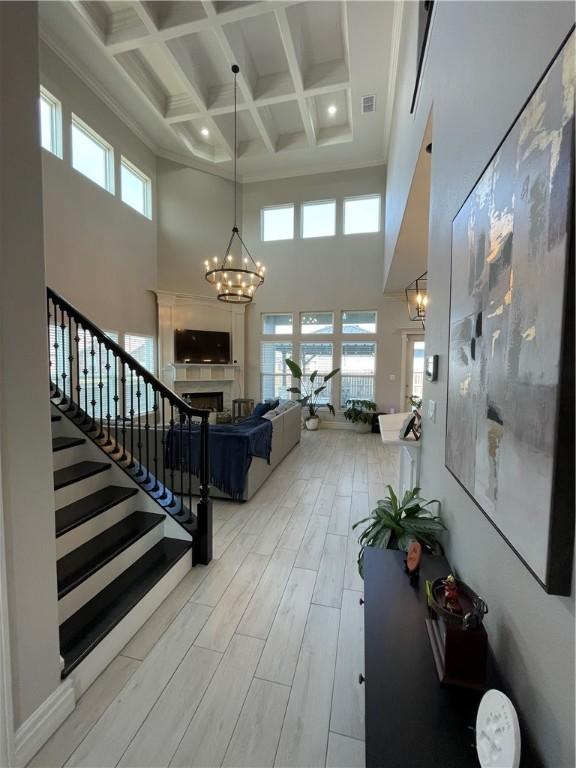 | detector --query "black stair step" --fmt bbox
[54,461,110,491]
[57,511,165,599]
[52,436,86,453]
[60,538,192,677]
[56,486,139,537]
[51,414,62,422]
